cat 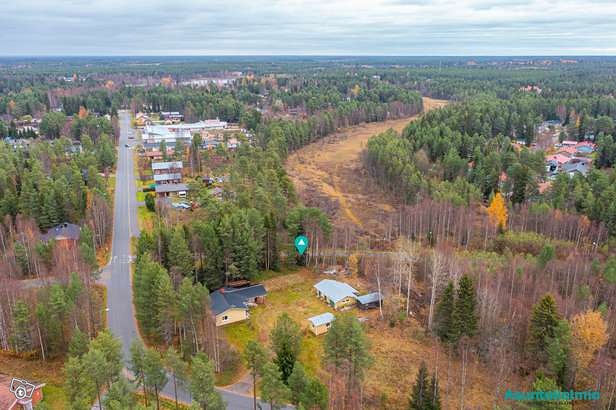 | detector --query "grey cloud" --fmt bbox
[1,0,616,55]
